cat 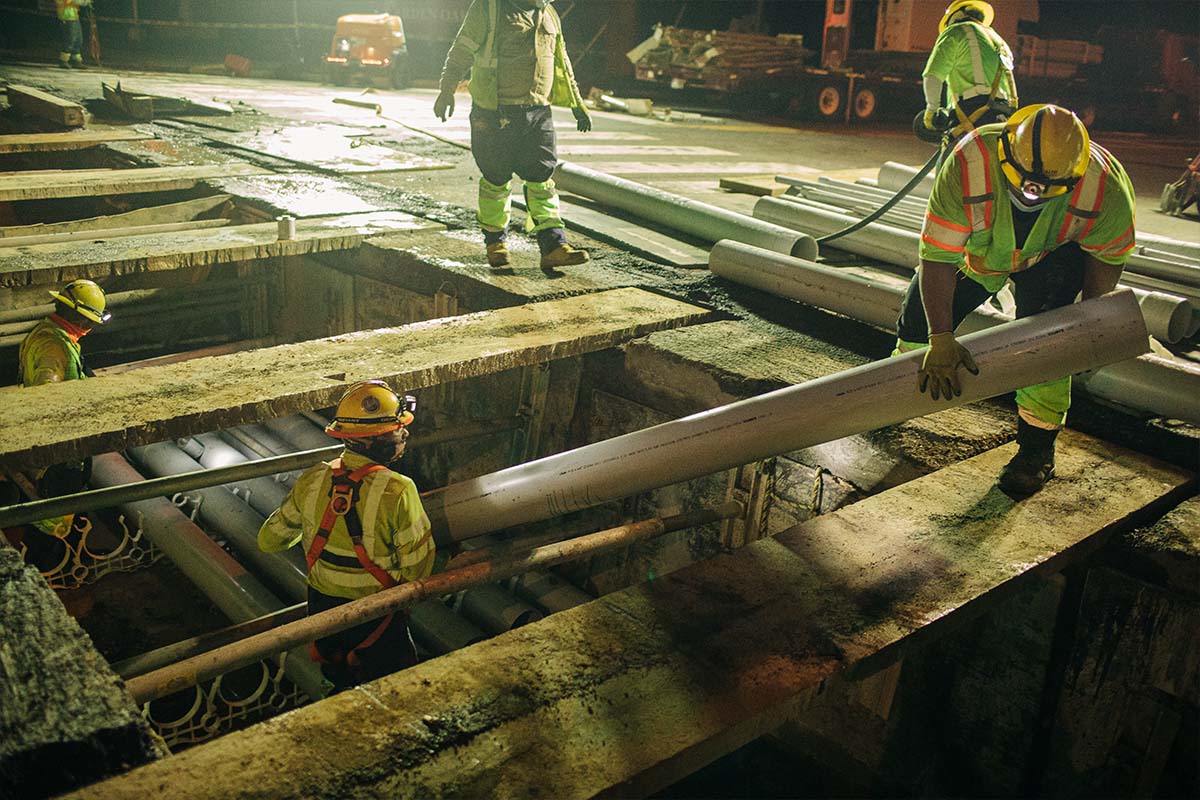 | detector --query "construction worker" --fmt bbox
[259,381,434,694]
[916,0,1017,142]
[54,0,91,69]
[896,104,1136,496]
[13,279,111,538]
[435,0,592,270]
